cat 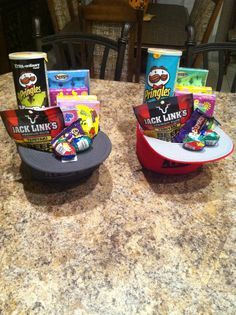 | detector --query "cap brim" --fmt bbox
[142,126,234,164]
[17,131,112,175]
